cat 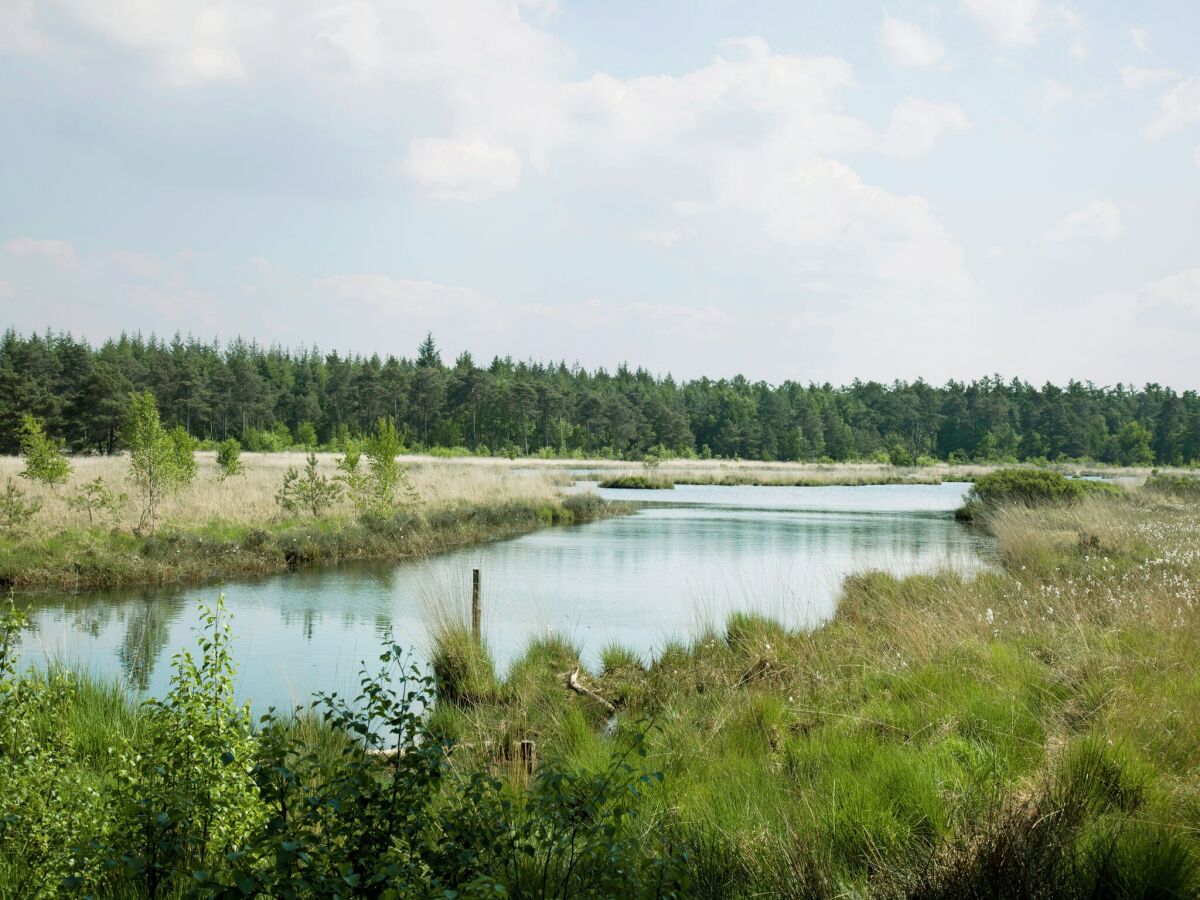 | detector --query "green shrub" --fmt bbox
[598,474,674,490]
[888,445,915,467]
[957,469,1121,521]
[125,391,197,533]
[1143,473,1200,498]
[66,477,125,526]
[215,437,245,480]
[18,414,72,487]
[3,601,686,896]
[294,421,319,449]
